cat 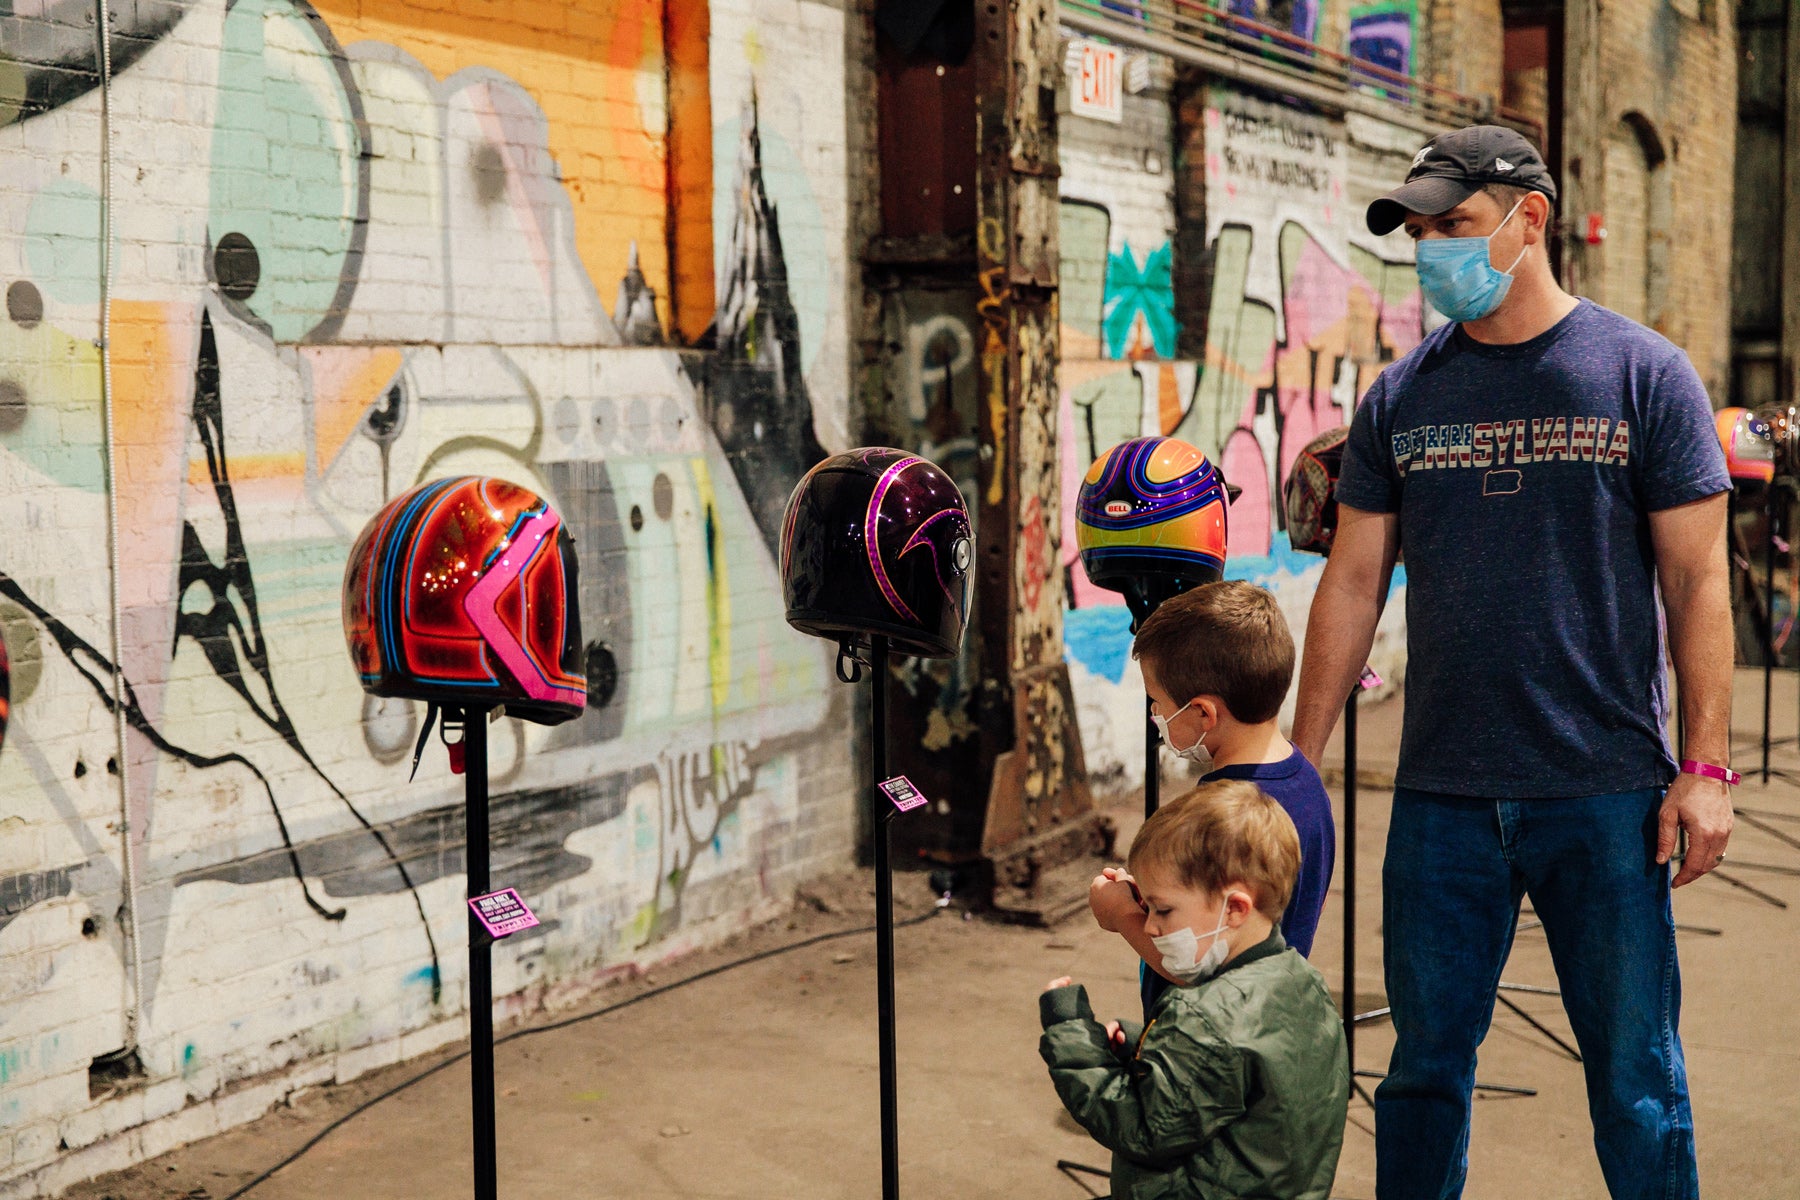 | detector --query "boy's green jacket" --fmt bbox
[1038,931,1349,1200]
